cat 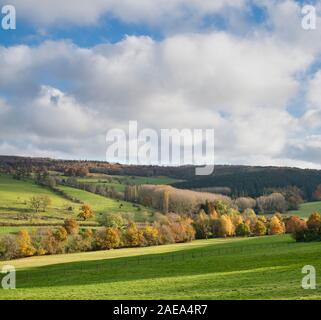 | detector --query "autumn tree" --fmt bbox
[235,223,251,237]
[96,227,121,250]
[269,215,285,235]
[41,228,64,255]
[78,204,95,221]
[124,222,144,247]
[143,225,159,246]
[55,227,68,242]
[193,210,212,239]
[285,216,307,234]
[253,220,267,236]
[63,218,79,235]
[307,212,321,232]
[18,229,36,257]
[218,215,235,237]
[162,190,169,214]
